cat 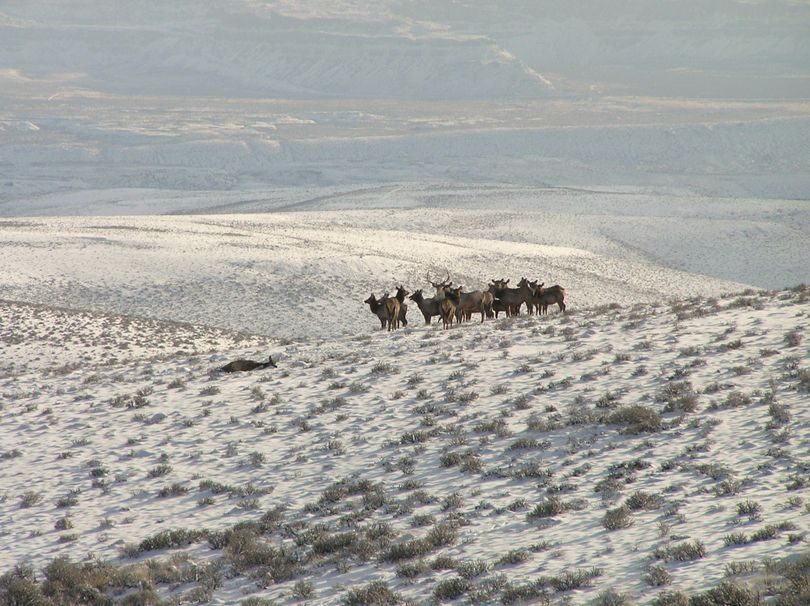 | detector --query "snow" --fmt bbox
[1,1,809,602]
[1,287,808,604]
